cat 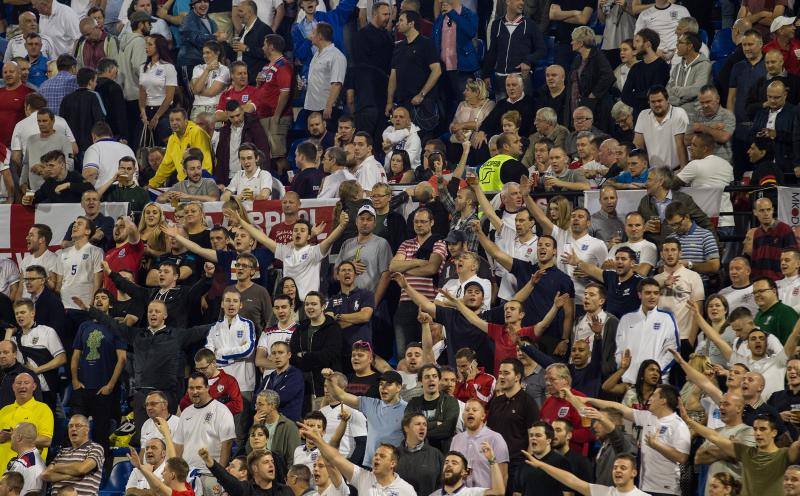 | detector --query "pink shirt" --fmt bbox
[441,8,460,71]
